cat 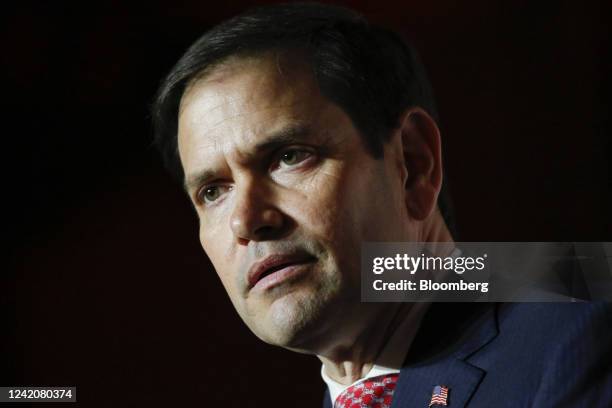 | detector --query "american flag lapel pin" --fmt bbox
[429,385,449,407]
